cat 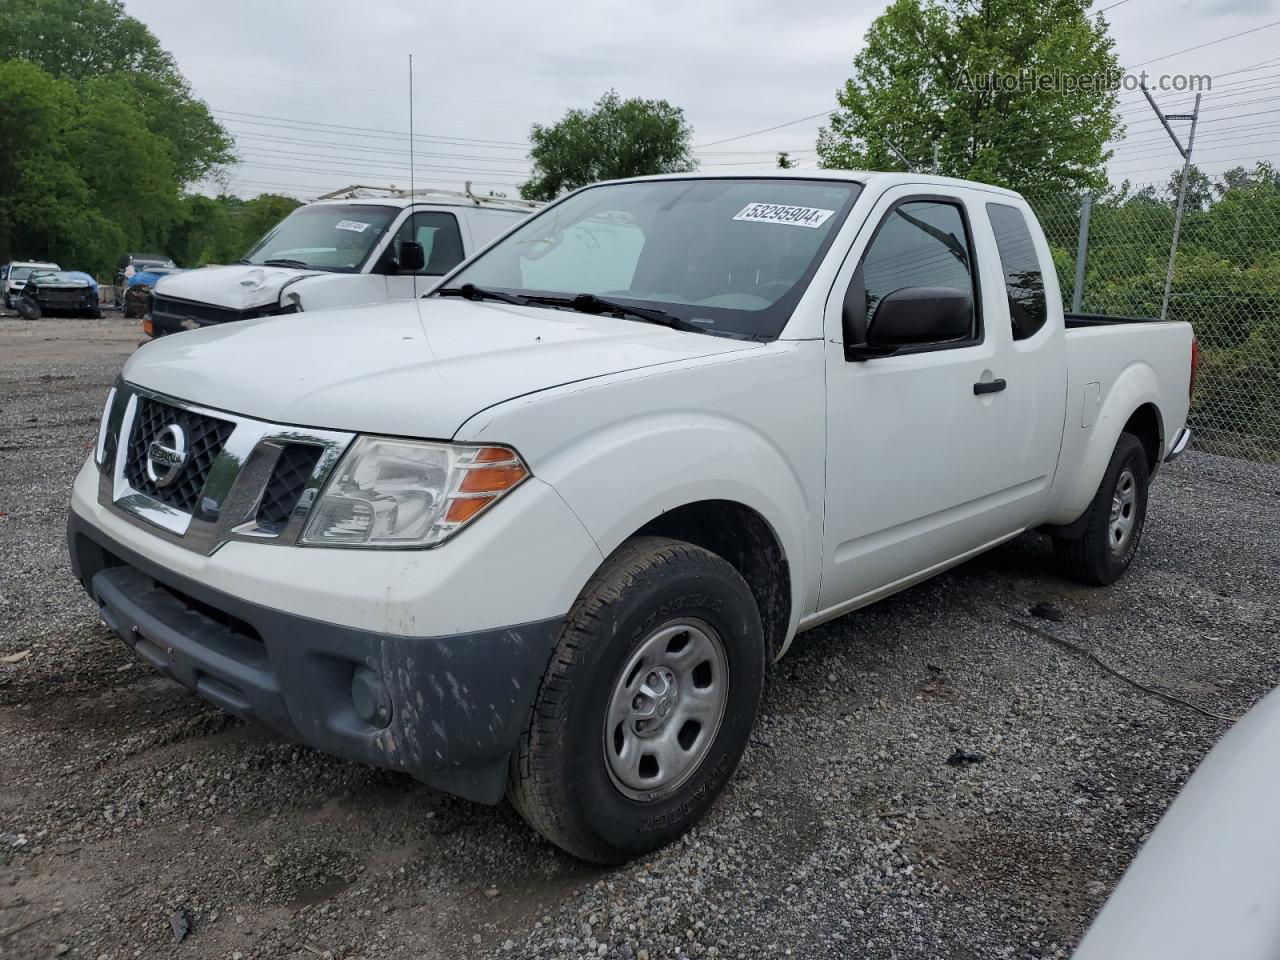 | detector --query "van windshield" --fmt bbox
[440,178,861,339]
[241,204,398,272]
